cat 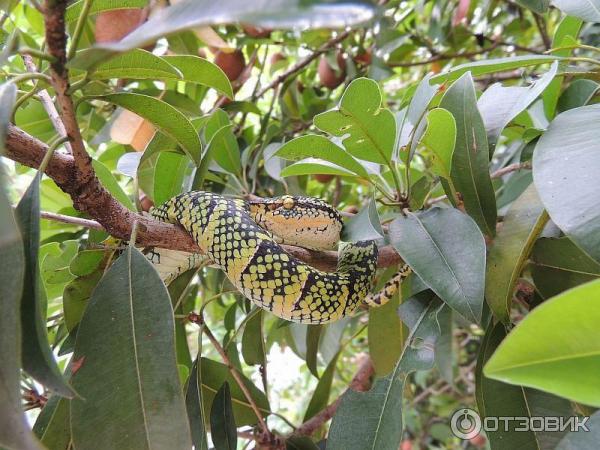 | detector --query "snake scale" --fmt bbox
[148,191,411,324]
